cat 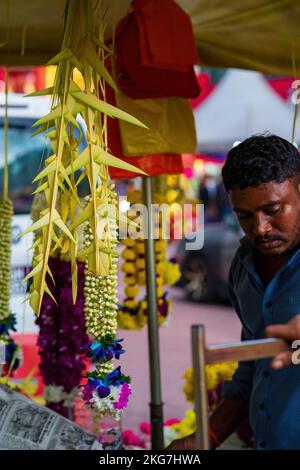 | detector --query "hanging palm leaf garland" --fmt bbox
[0,68,21,377]
[21,0,146,417]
